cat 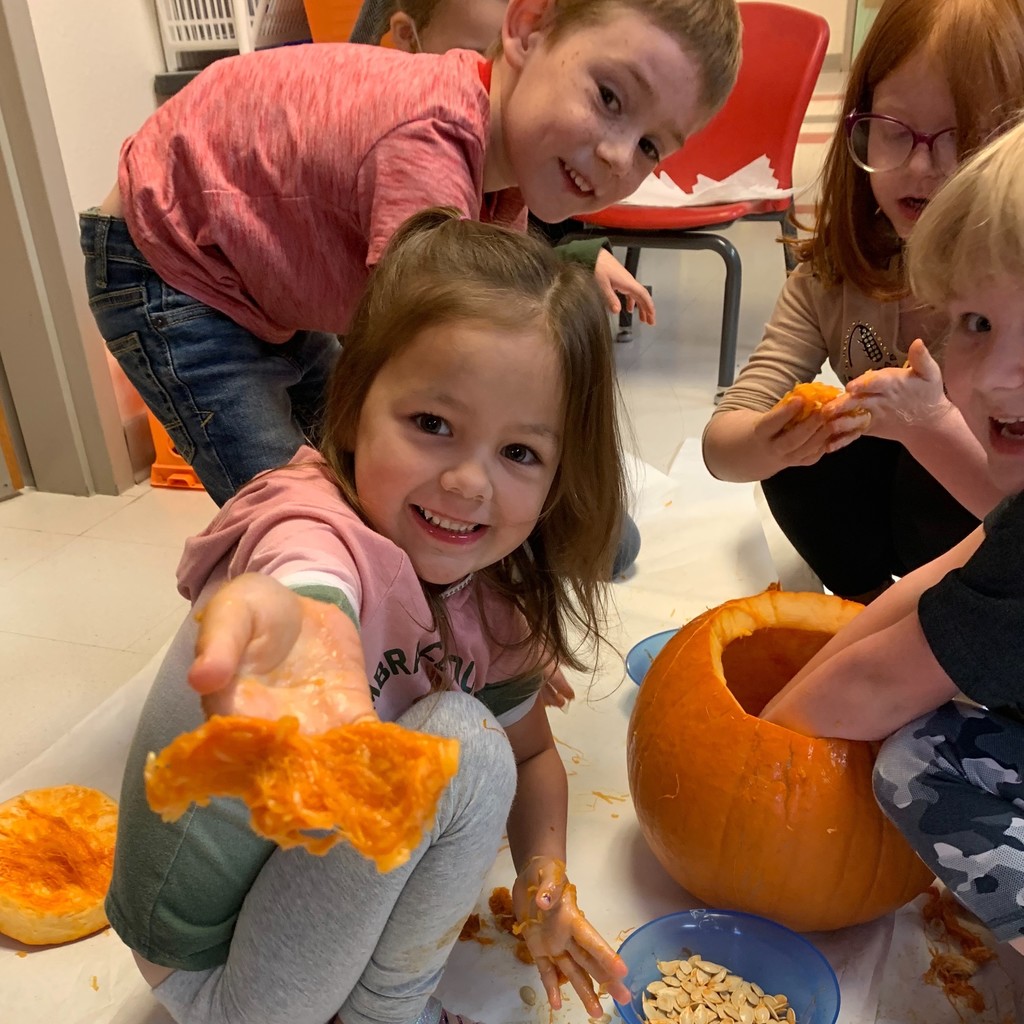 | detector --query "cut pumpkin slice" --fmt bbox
[145,716,460,871]
[0,785,117,945]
